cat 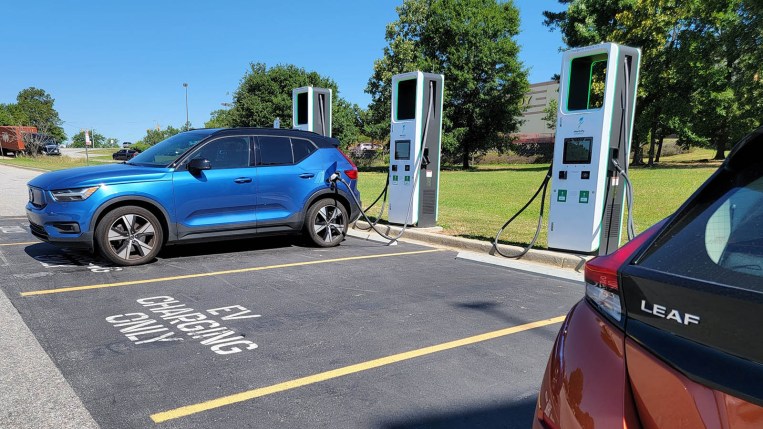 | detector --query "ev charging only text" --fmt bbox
[106,296,260,355]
